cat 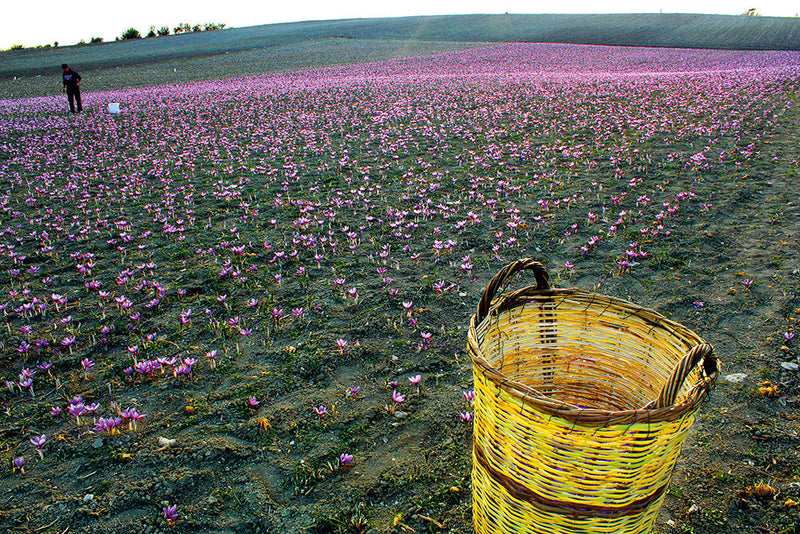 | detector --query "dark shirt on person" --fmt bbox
[63,68,81,89]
